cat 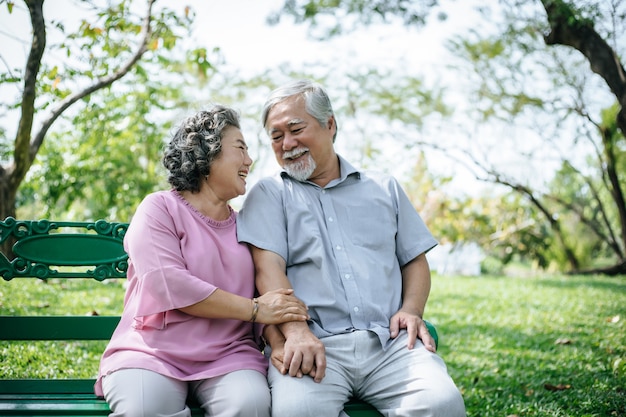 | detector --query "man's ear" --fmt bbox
[327,116,335,130]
